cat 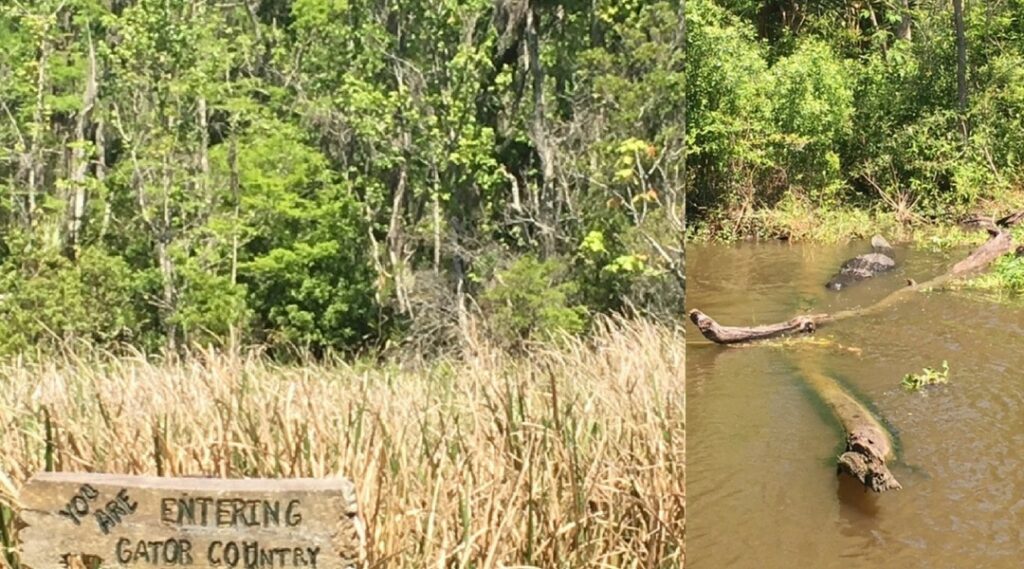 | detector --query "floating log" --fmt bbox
[687,311,829,344]
[689,229,1017,345]
[797,361,902,492]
